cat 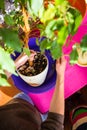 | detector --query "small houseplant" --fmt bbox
[0,0,86,86]
[70,34,87,65]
